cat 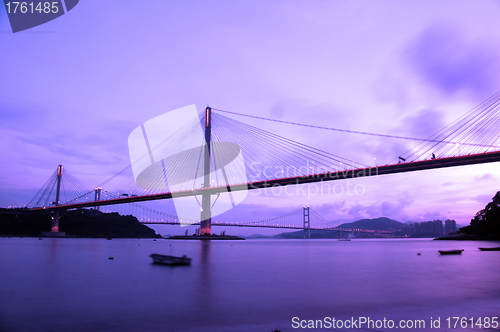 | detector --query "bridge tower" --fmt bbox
[51,165,63,233]
[303,206,310,238]
[200,106,212,235]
